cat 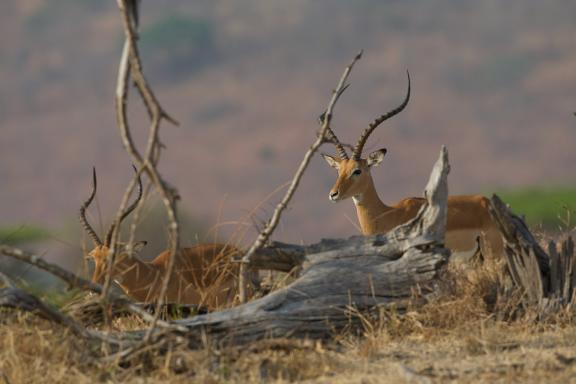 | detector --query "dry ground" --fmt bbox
[2,309,576,383]
[2,257,576,384]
